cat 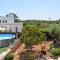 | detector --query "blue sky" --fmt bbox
[0,0,60,20]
